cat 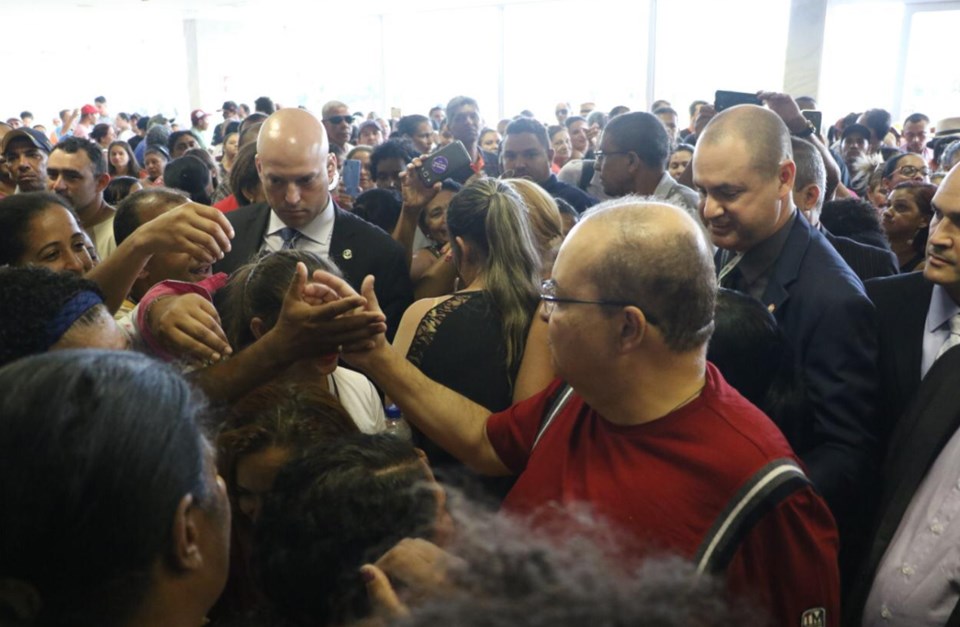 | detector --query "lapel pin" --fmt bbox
[342,249,353,260]
[767,303,776,313]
